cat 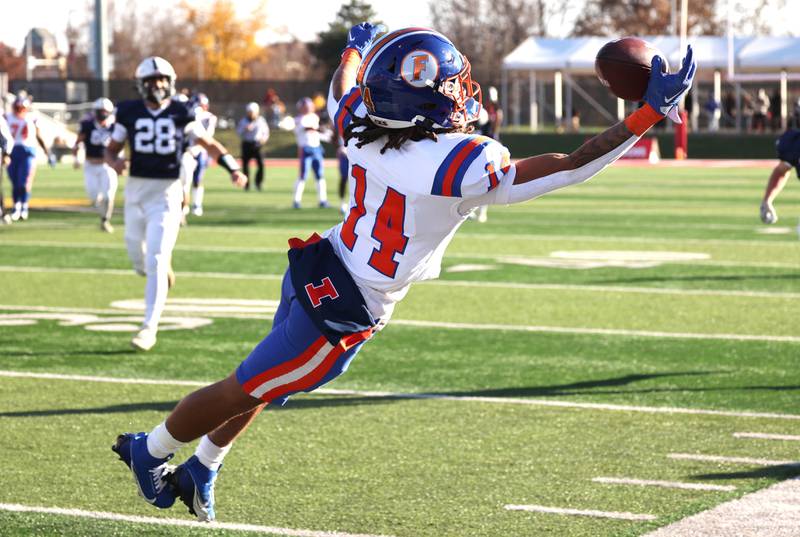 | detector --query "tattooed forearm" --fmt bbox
[569,121,633,168]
